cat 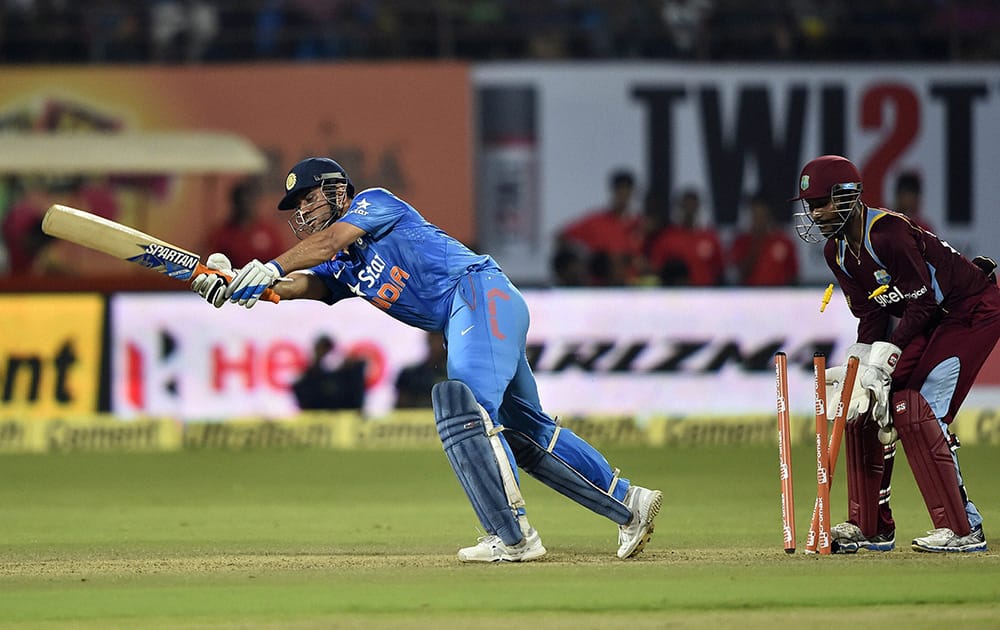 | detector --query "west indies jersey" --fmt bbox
[824,207,989,348]
[309,187,498,331]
